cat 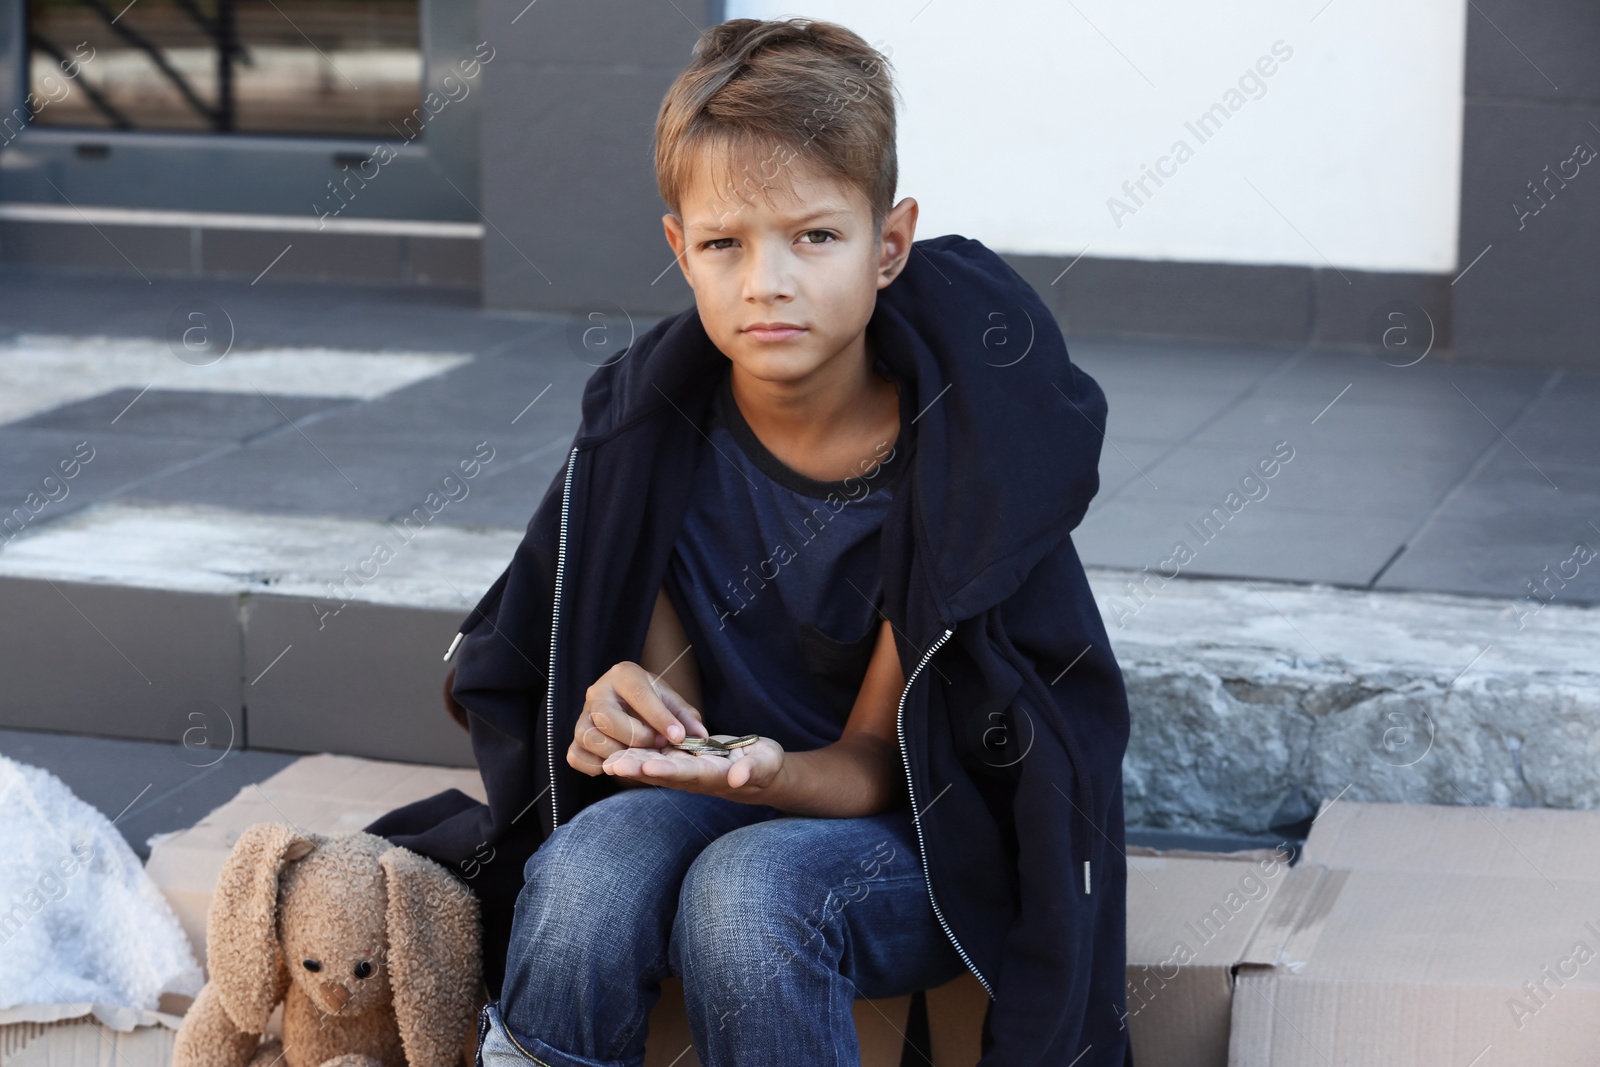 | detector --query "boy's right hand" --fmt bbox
[567,661,709,777]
